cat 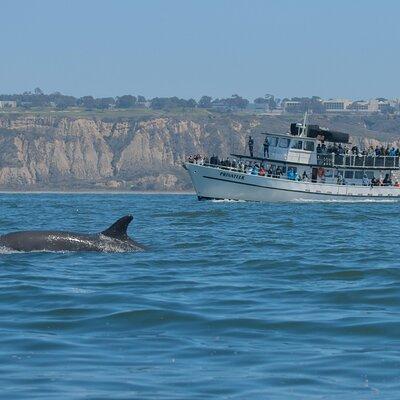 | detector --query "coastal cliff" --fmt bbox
[0,111,399,190]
